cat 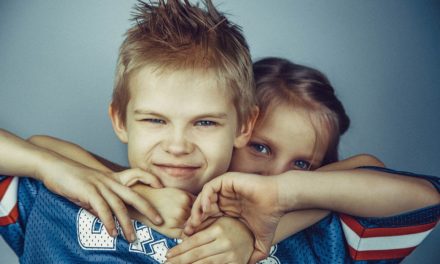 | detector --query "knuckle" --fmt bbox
[211,225,223,235]
[112,200,128,211]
